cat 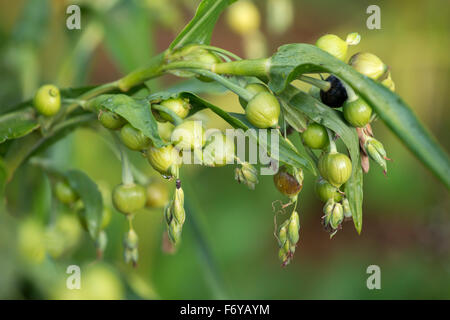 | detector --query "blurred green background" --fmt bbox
[0,0,449,299]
